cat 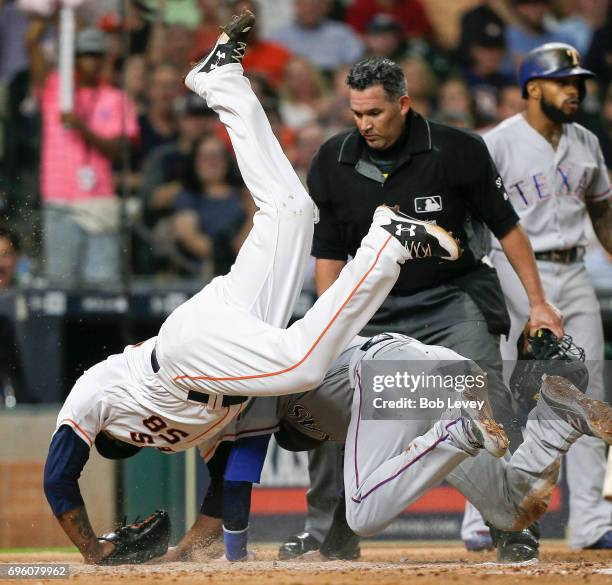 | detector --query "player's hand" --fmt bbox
[529,299,563,338]
[84,539,116,565]
[61,112,86,132]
